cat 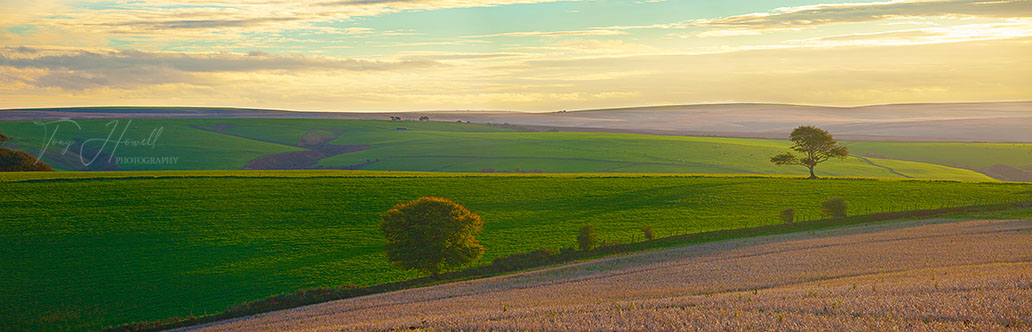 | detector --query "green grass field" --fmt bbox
[0,119,303,171]
[1,118,1019,181]
[846,141,1032,170]
[2,171,1030,331]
